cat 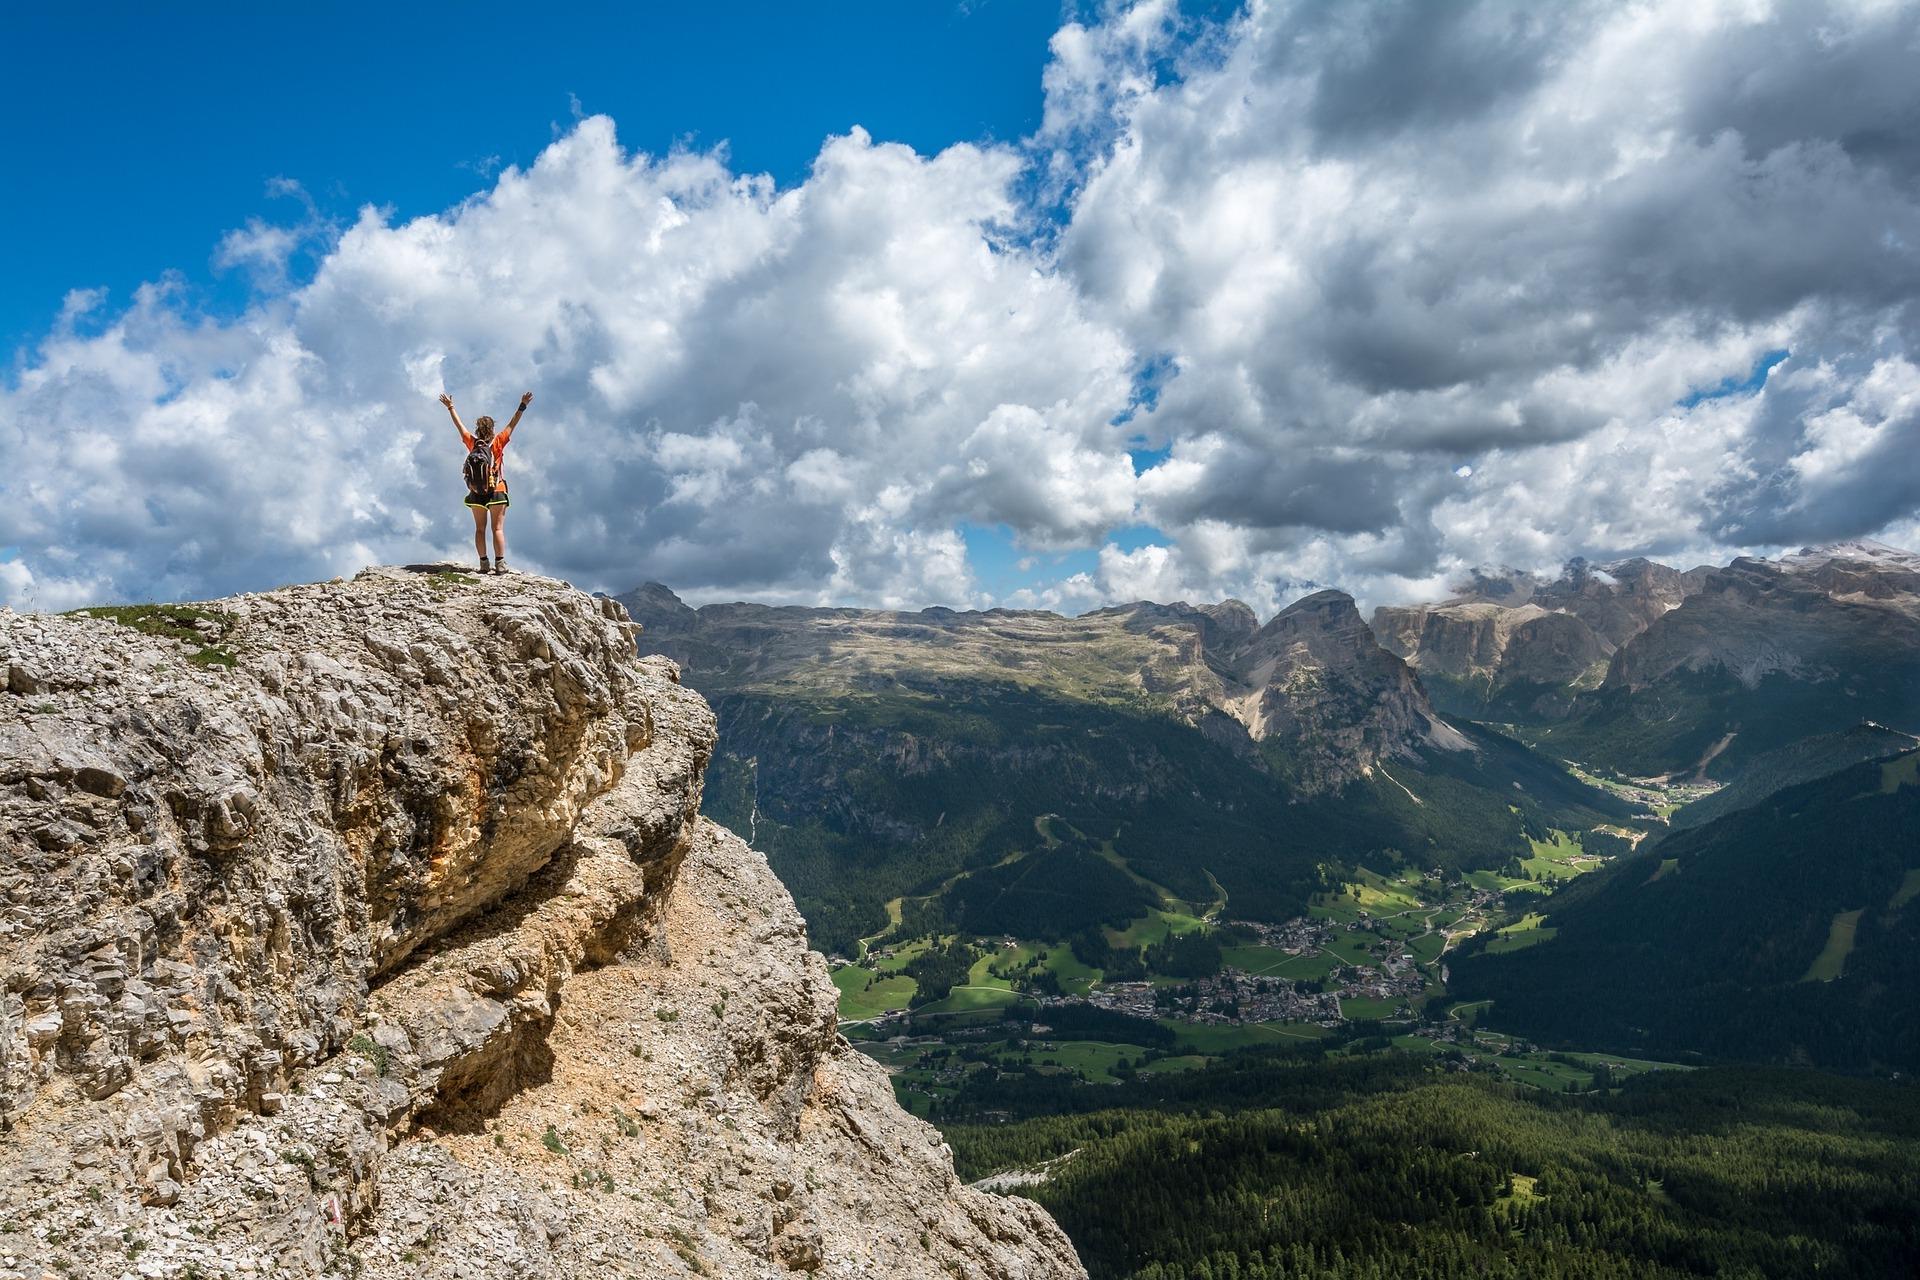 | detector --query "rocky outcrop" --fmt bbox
[1215,591,1468,791]
[1371,556,1703,720]
[1603,543,1920,693]
[624,584,1464,798]
[0,568,1082,1279]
